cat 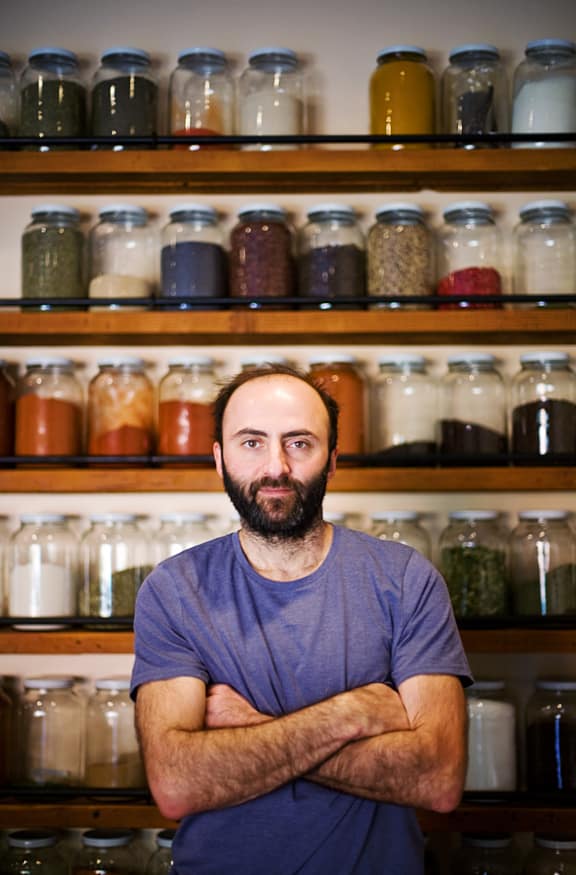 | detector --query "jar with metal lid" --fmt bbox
[169,48,234,147]
[323,511,365,531]
[240,354,293,371]
[85,677,145,788]
[509,510,576,615]
[370,46,435,149]
[465,681,517,791]
[89,204,157,306]
[512,39,576,149]
[298,204,365,307]
[158,356,217,459]
[72,829,138,874]
[229,204,294,302]
[160,204,227,306]
[439,353,507,459]
[439,510,510,618]
[91,47,158,148]
[441,44,508,146]
[513,200,576,304]
[20,676,85,785]
[87,357,154,457]
[371,354,437,460]
[0,51,17,138]
[145,830,176,875]
[79,513,152,621]
[5,830,68,875]
[15,357,83,459]
[238,48,305,149]
[525,835,576,874]
[437,201,503,308]
[510,352,576,461]
[308,354,367,455]
[153,513,214,565]
[21,204,85,306]
[19,47,86,149]
[0,360,15,457]
[525,680,576,792]
[370,511,431,558]
[450,834,523,875]
[367,203,433,307]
